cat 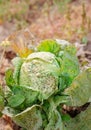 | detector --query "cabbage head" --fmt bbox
[19,52,60,100]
